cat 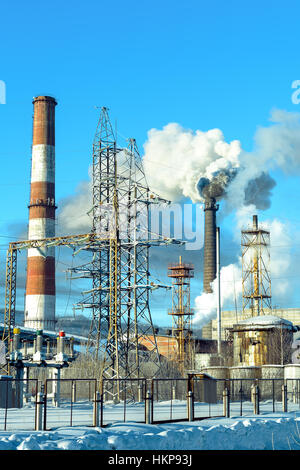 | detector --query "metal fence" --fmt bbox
[0,378,39,431]
[0,376,299,431]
